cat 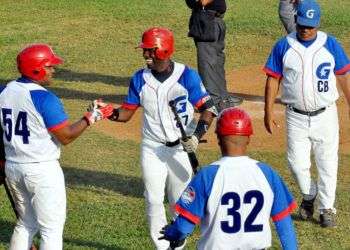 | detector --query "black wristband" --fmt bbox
[109,108,119,121]
[193,120,209,139]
